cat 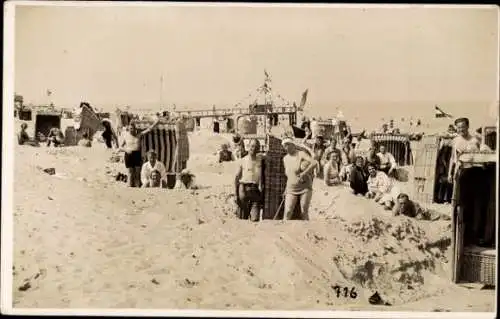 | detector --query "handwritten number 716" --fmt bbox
[331,285,358,299]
